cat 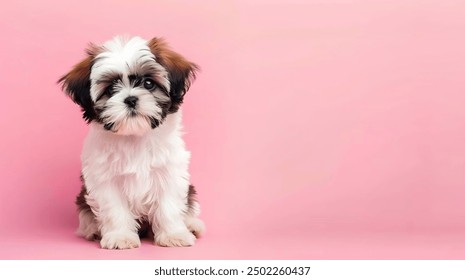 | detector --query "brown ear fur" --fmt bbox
[148,38,198,113]
[58,45,100,122]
